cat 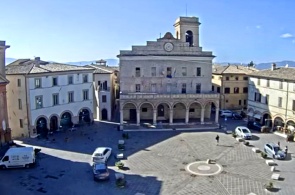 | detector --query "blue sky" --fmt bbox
[1,0,295,63]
